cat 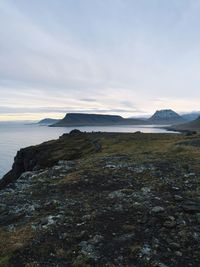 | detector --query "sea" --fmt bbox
[0,122,176,178]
